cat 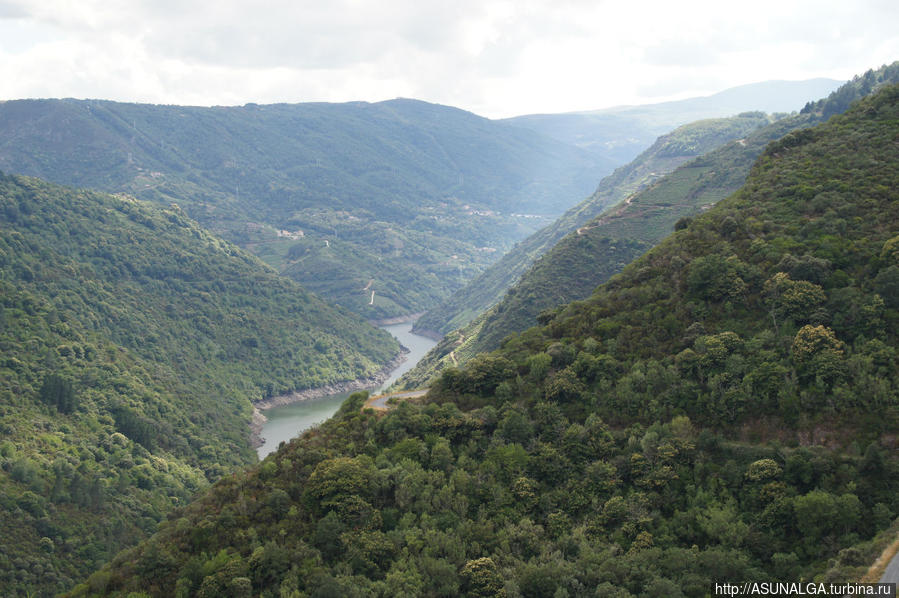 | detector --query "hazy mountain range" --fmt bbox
[0,79,840,321]
[5,69,898,597]
[68,80,899,598]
